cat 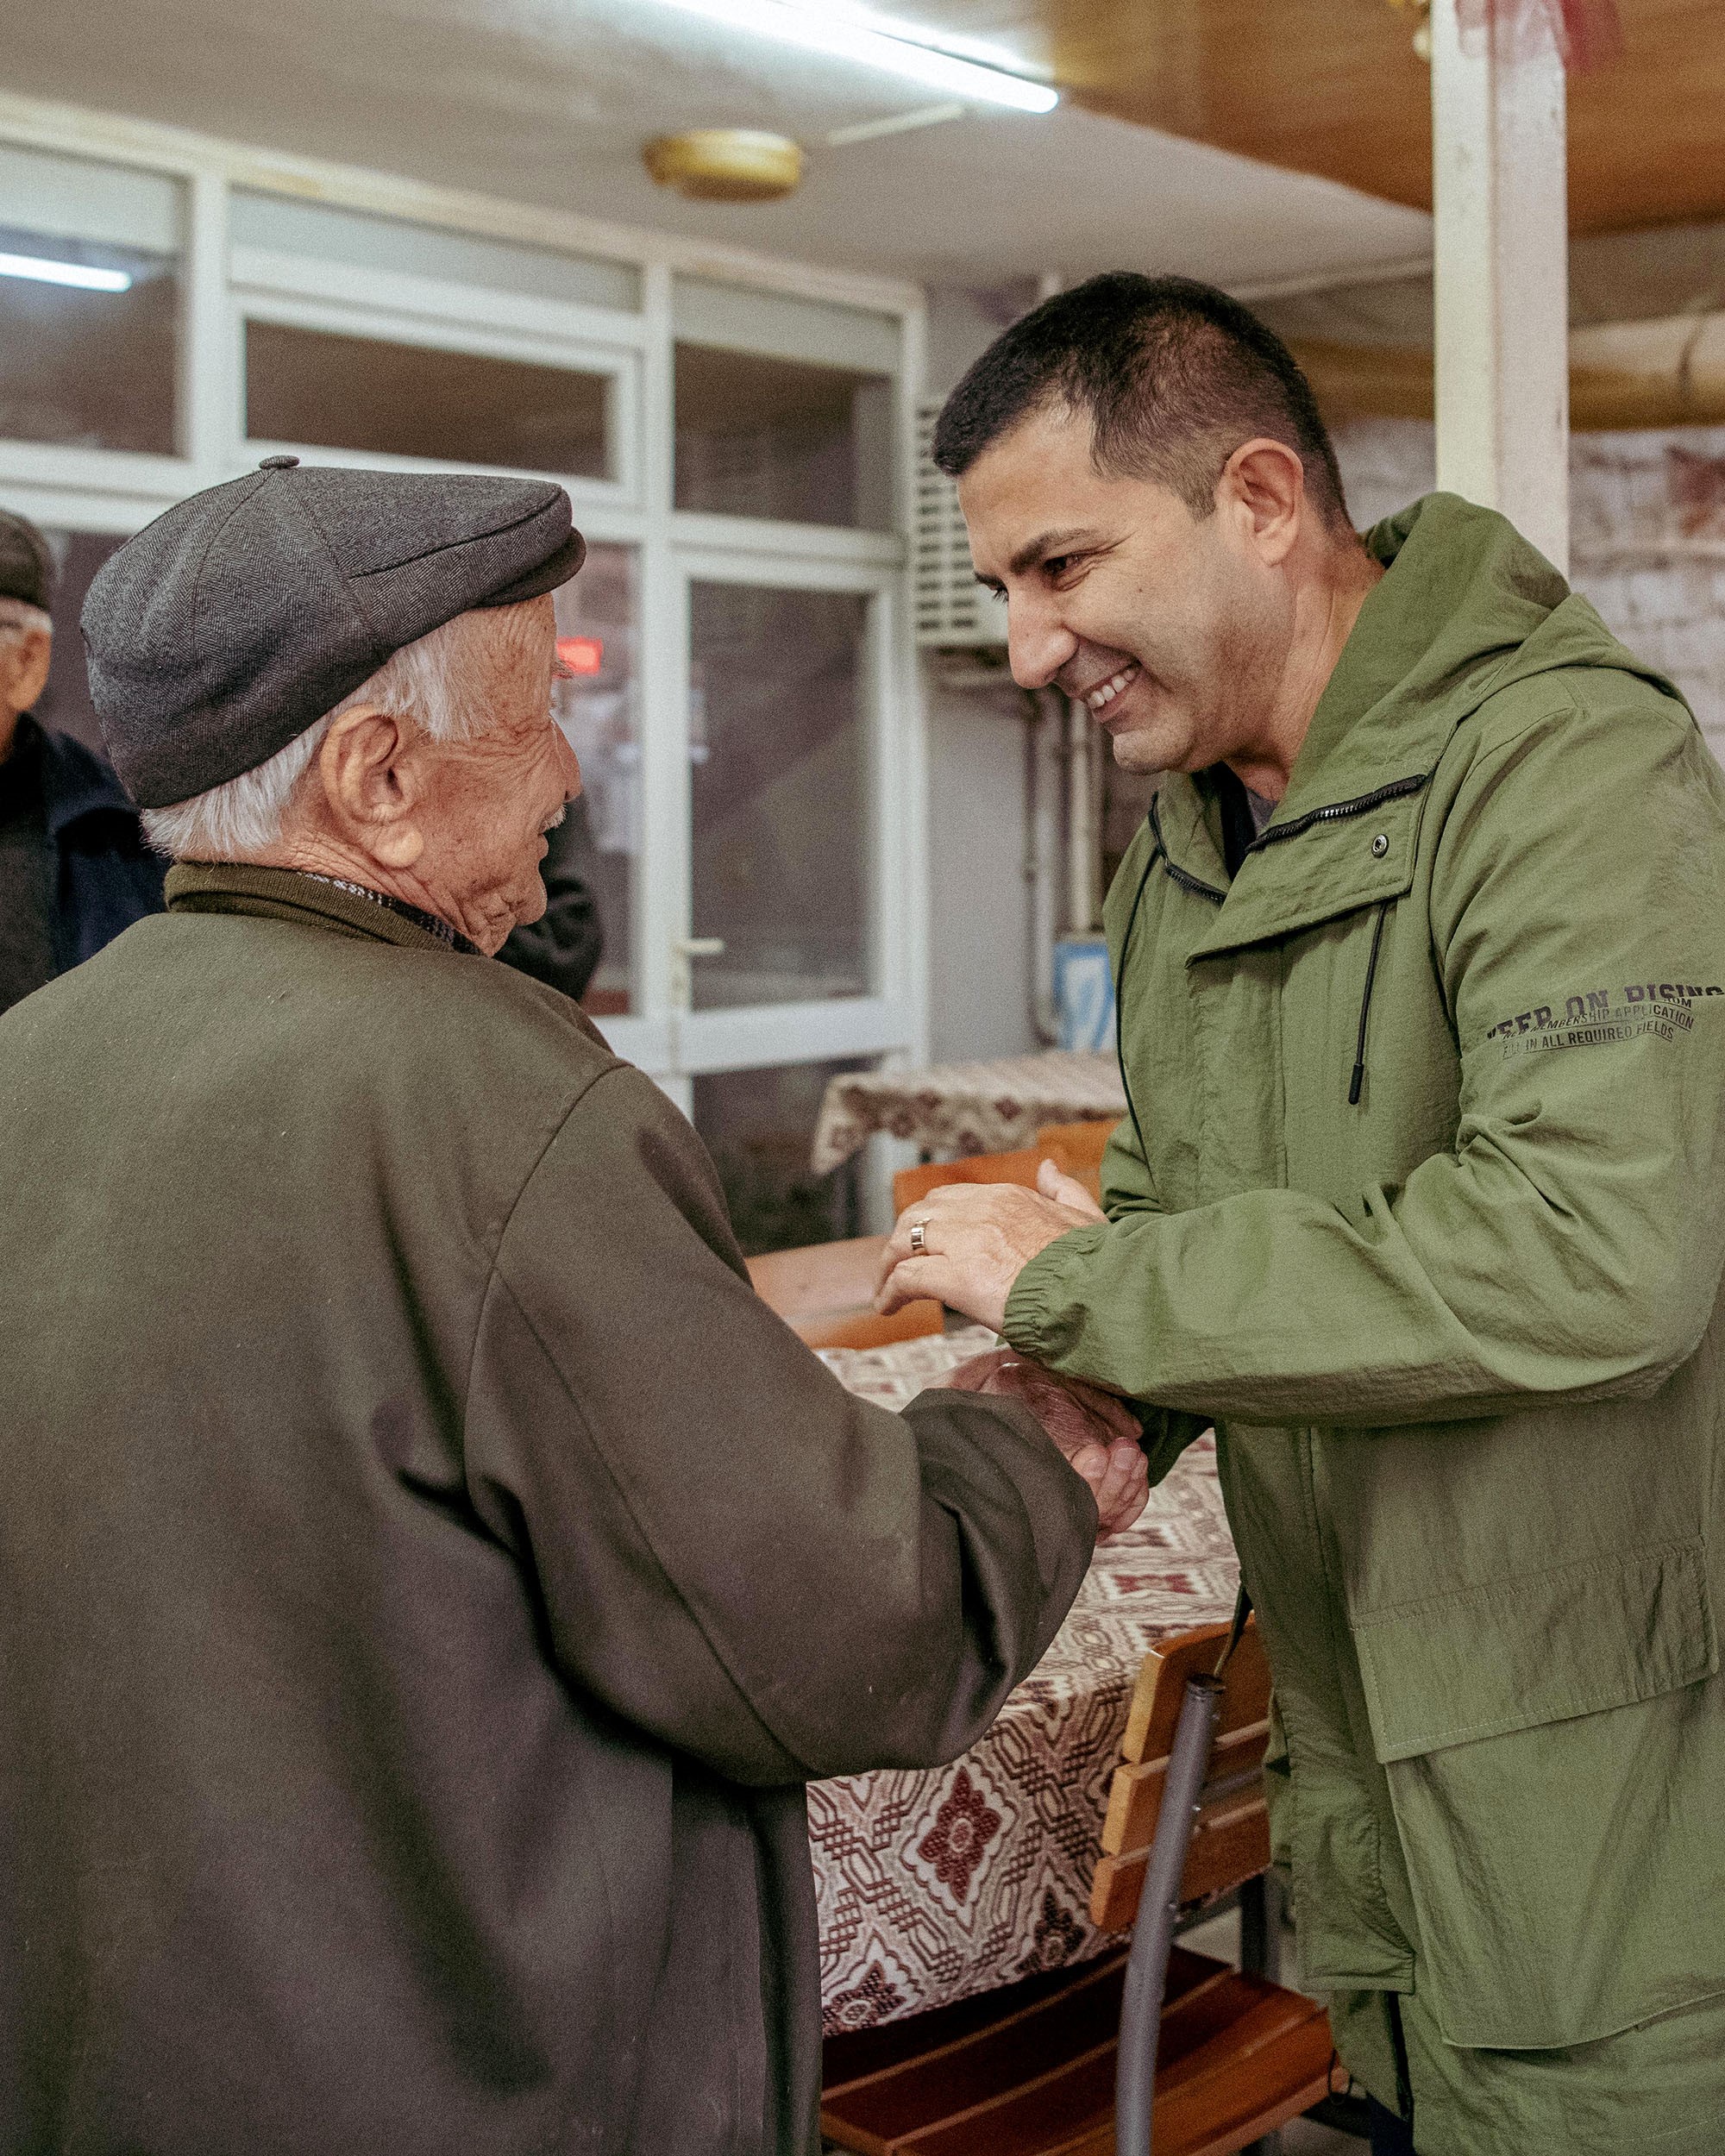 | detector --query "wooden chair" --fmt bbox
[745,1235,944,1351]
[890,1120,1120,1220]
[820,1618,1335,2156]
[1034,1118,1120,1191]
